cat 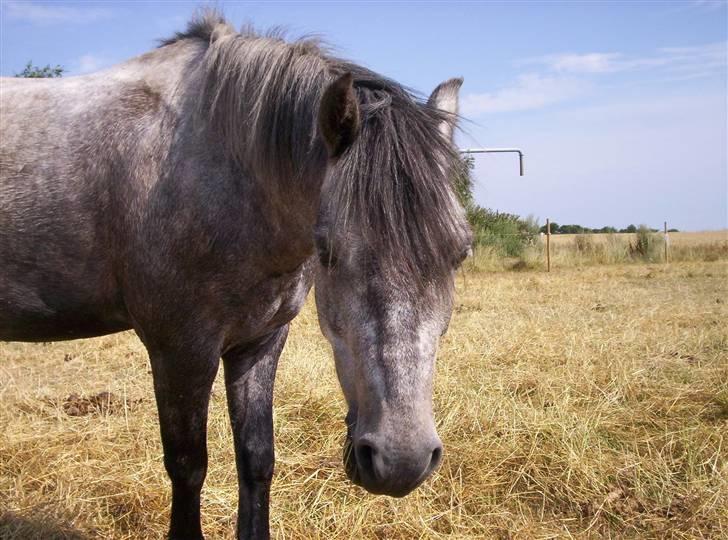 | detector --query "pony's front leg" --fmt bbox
[223,325,288,540]
[149,345,220,540]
